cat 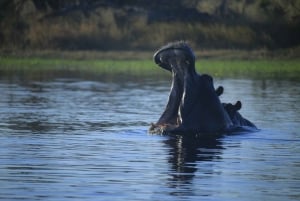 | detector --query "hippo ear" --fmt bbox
[215,86,224,96]
[235,101,242,110]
